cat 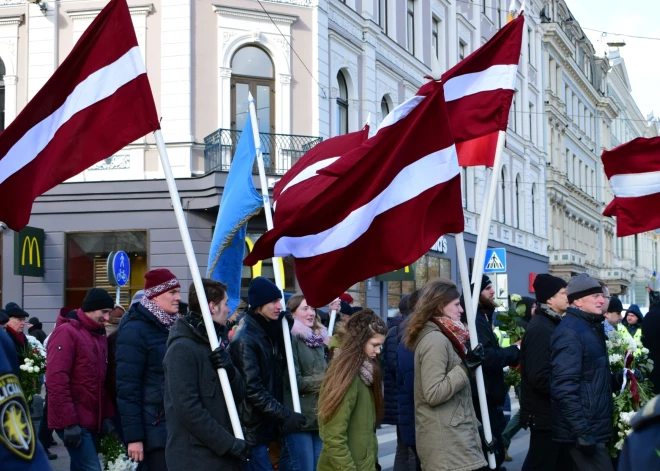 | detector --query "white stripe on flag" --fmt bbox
[377,96,425,134]
[0,46,146,185]
[609,171,660,198]
[273,145,459,258]
[443,64,517,102]
[277,156,340,199]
